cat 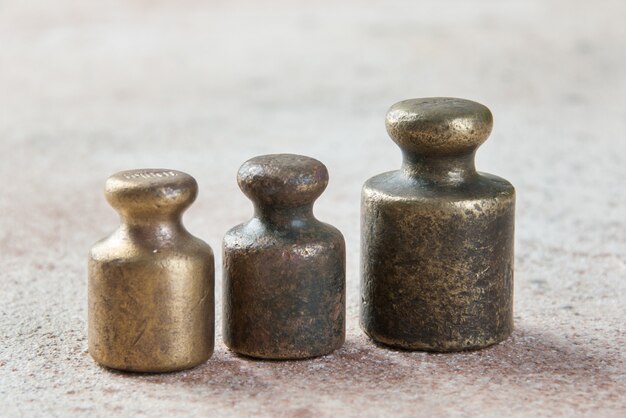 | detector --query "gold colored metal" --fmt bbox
[88,169,214,372]
[361,98,515,351]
